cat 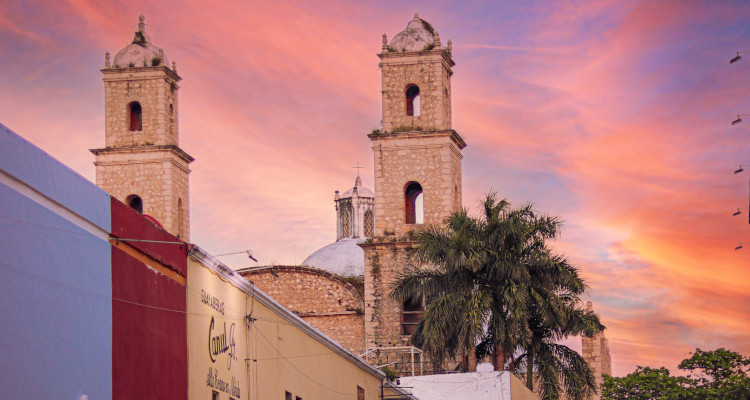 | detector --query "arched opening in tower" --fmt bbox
[126,194,143,214]
[128,101,142,131]
[405,182,424,224]
[405,84,421,117]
